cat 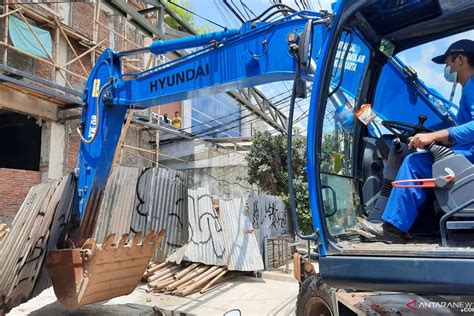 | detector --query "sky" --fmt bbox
[181,0,474,132]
